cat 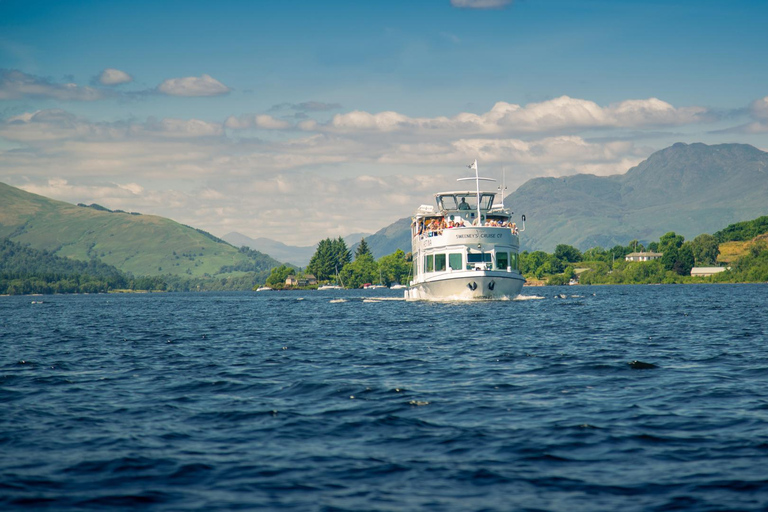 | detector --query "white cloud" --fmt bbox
[224,114,293,130]
[157,74,231,97]
[0,69,105,101]
[751,96,768,119]
[312,96,708,136]
[0,91,735,245]
[98,68,133,86]
[451,0,513,9]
